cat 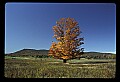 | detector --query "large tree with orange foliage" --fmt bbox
[48,18,84,63]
